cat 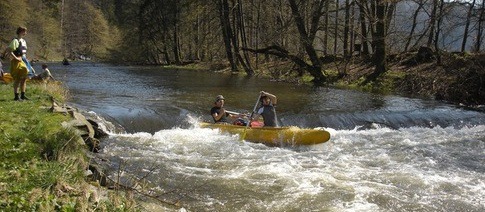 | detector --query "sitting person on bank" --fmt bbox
[211,95,246,124]
[32,63,55,81]
[251,91,279,127]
